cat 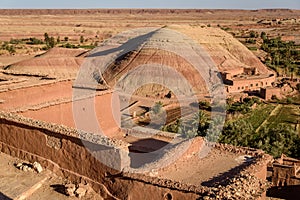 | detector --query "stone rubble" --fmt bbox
[201,172,271,200]
[15,161,43,173]
[65,183,76,197]
[33,161,43,173]
[65,183,89,198]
